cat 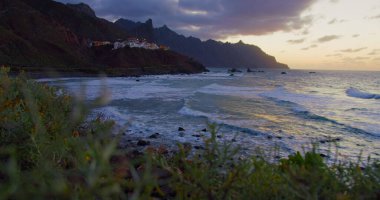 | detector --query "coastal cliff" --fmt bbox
[0,0,206,76]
